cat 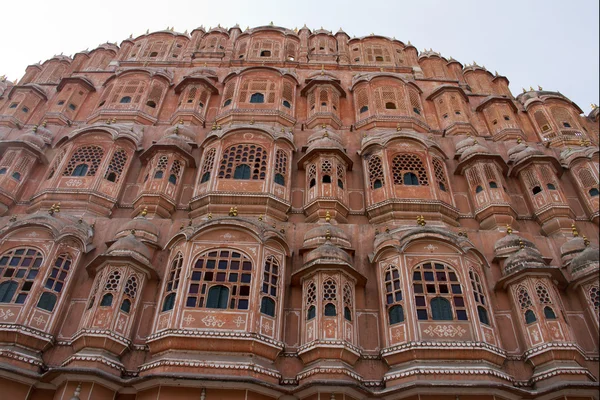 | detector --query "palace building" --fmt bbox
[0,23,598,400]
